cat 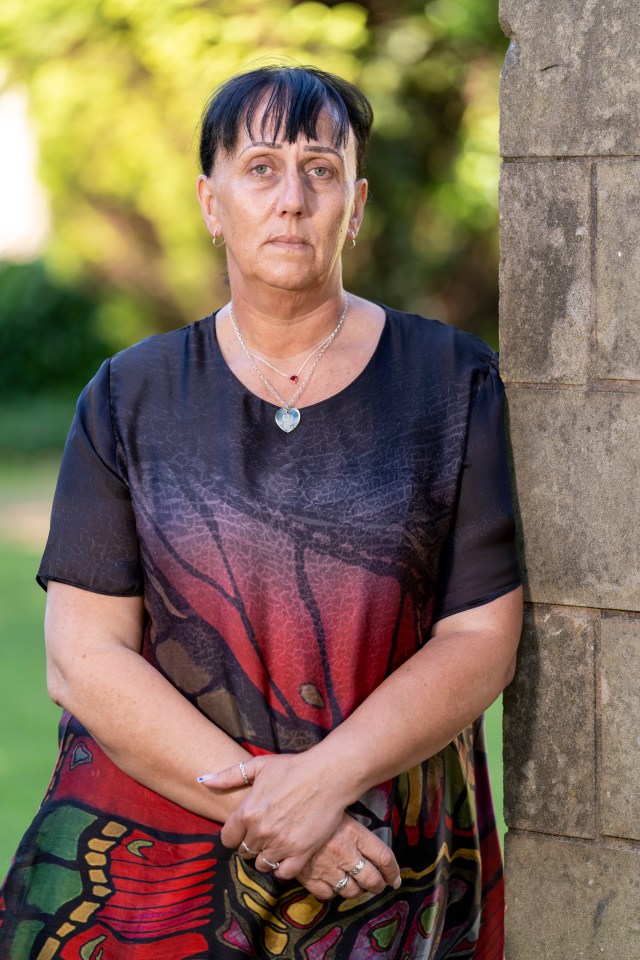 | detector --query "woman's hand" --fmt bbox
[198,751,357,877]
[200,757,400,899]
[288,813,401,901]
[199,589,522,886]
